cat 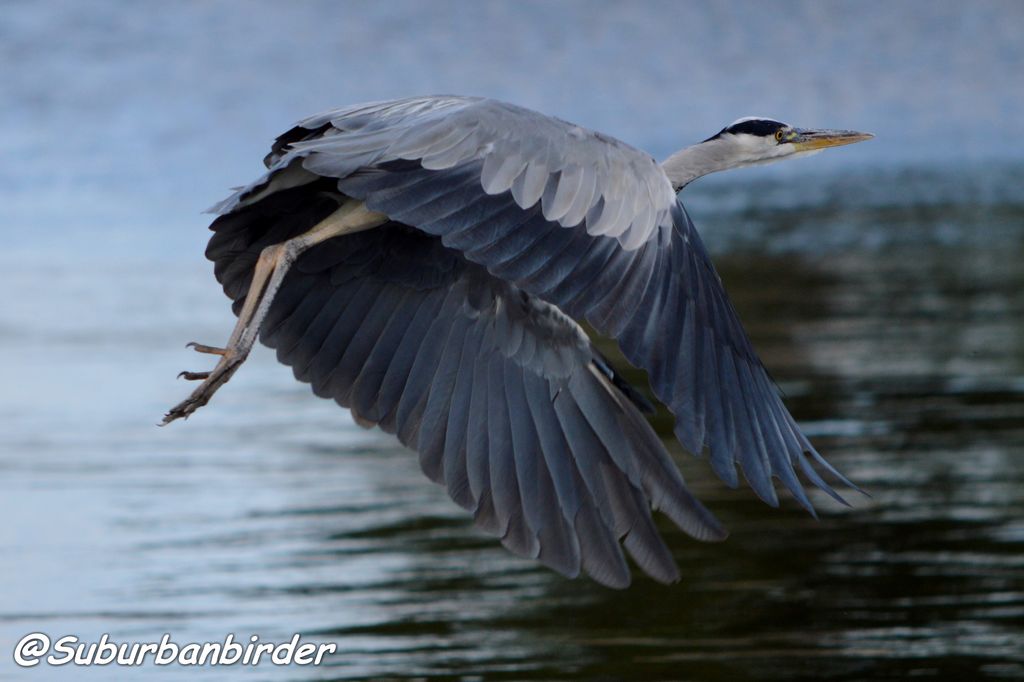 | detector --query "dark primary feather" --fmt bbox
[206,209,726,588]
